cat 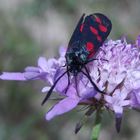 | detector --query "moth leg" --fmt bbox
[82,66,106,94]
[74,75,80,97]
[64,67,71,94]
